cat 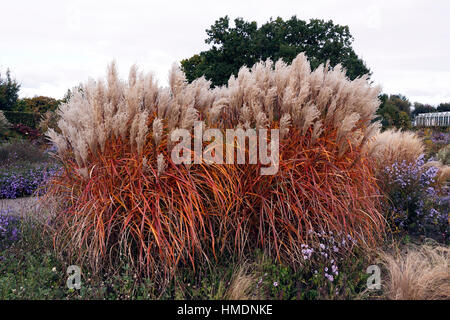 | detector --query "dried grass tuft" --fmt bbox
[380,244,450,300]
